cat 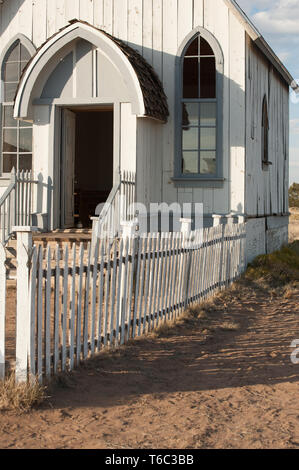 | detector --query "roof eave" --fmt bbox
[225,0,297,88]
